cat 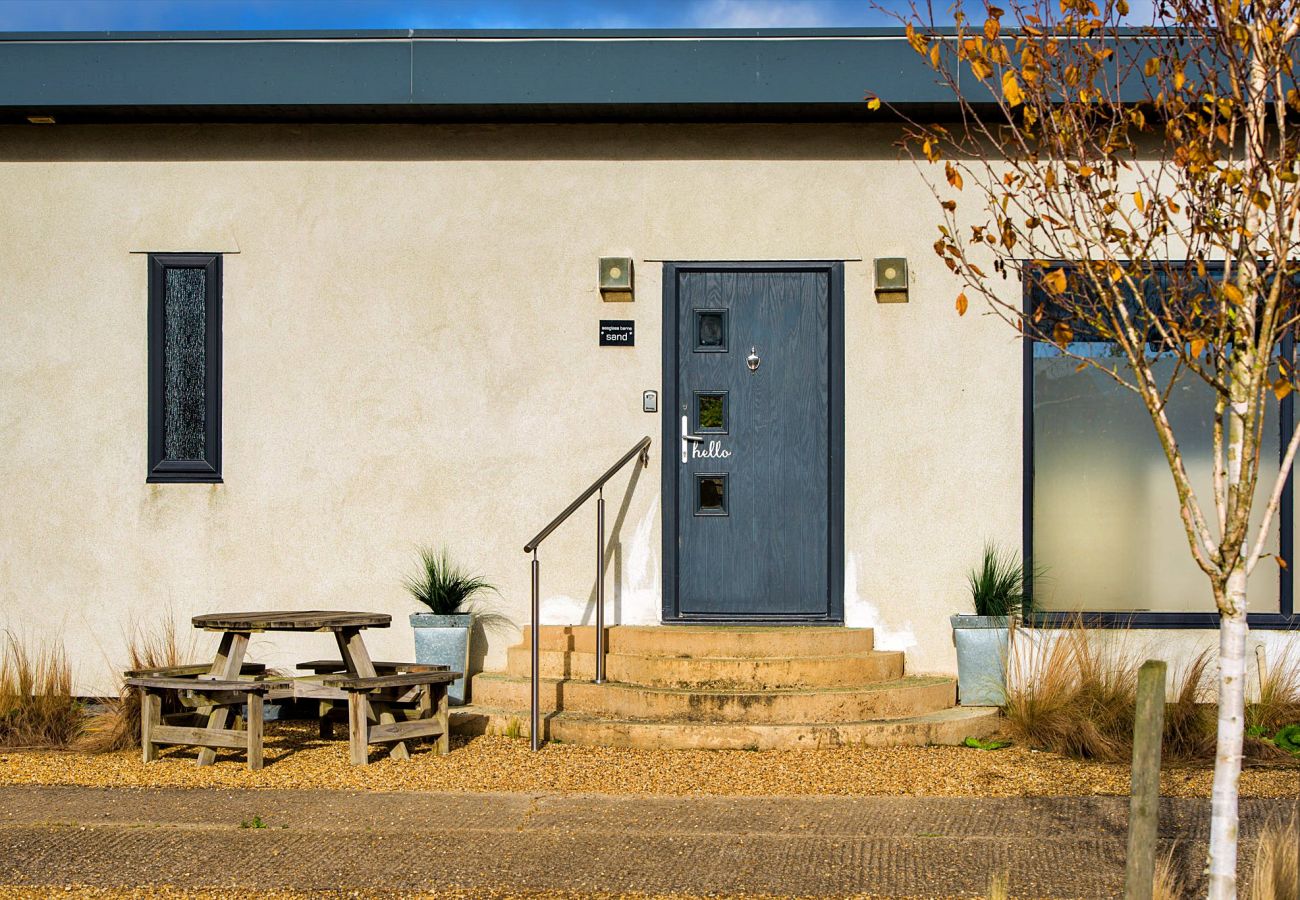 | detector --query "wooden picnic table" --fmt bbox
[190,610,393,765]
[125,609,457,769]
